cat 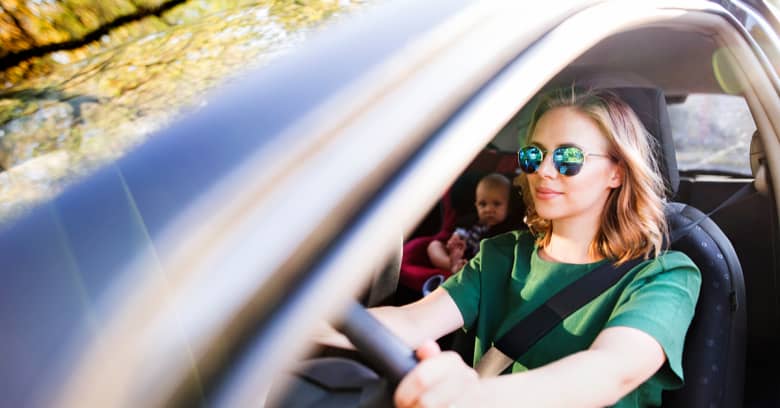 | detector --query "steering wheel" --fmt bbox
[264,301,417,407]
[337,300,419,384]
